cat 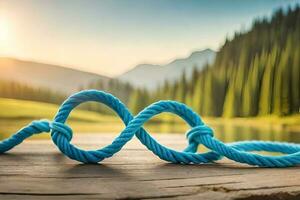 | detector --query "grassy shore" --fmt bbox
[0,98,299,140]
